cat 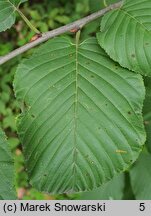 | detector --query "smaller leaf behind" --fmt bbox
[0,0,27,32]
[130,152,151,200]
[0,127,16,200]
[97,0,151,77]
[80,173,124,200]
[143,77,151,153]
